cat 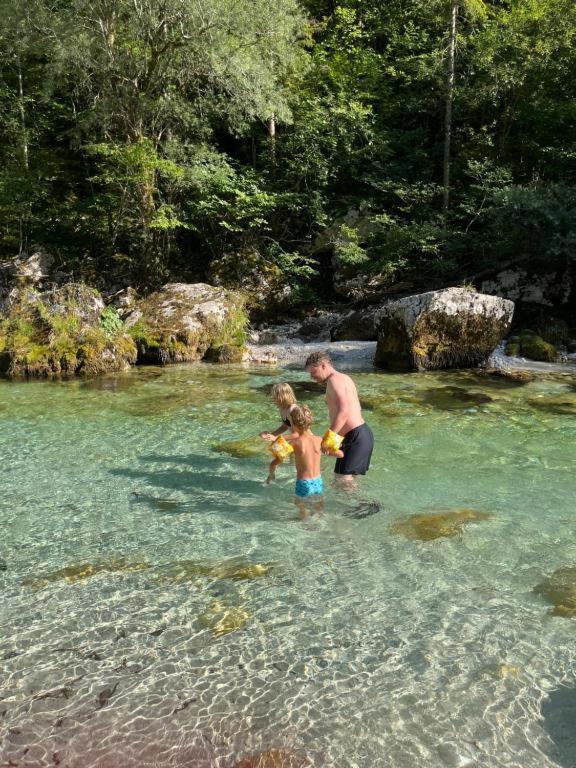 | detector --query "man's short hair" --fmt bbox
[304,350,332,369]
